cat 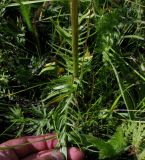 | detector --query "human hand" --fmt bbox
[0,134,84,160]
